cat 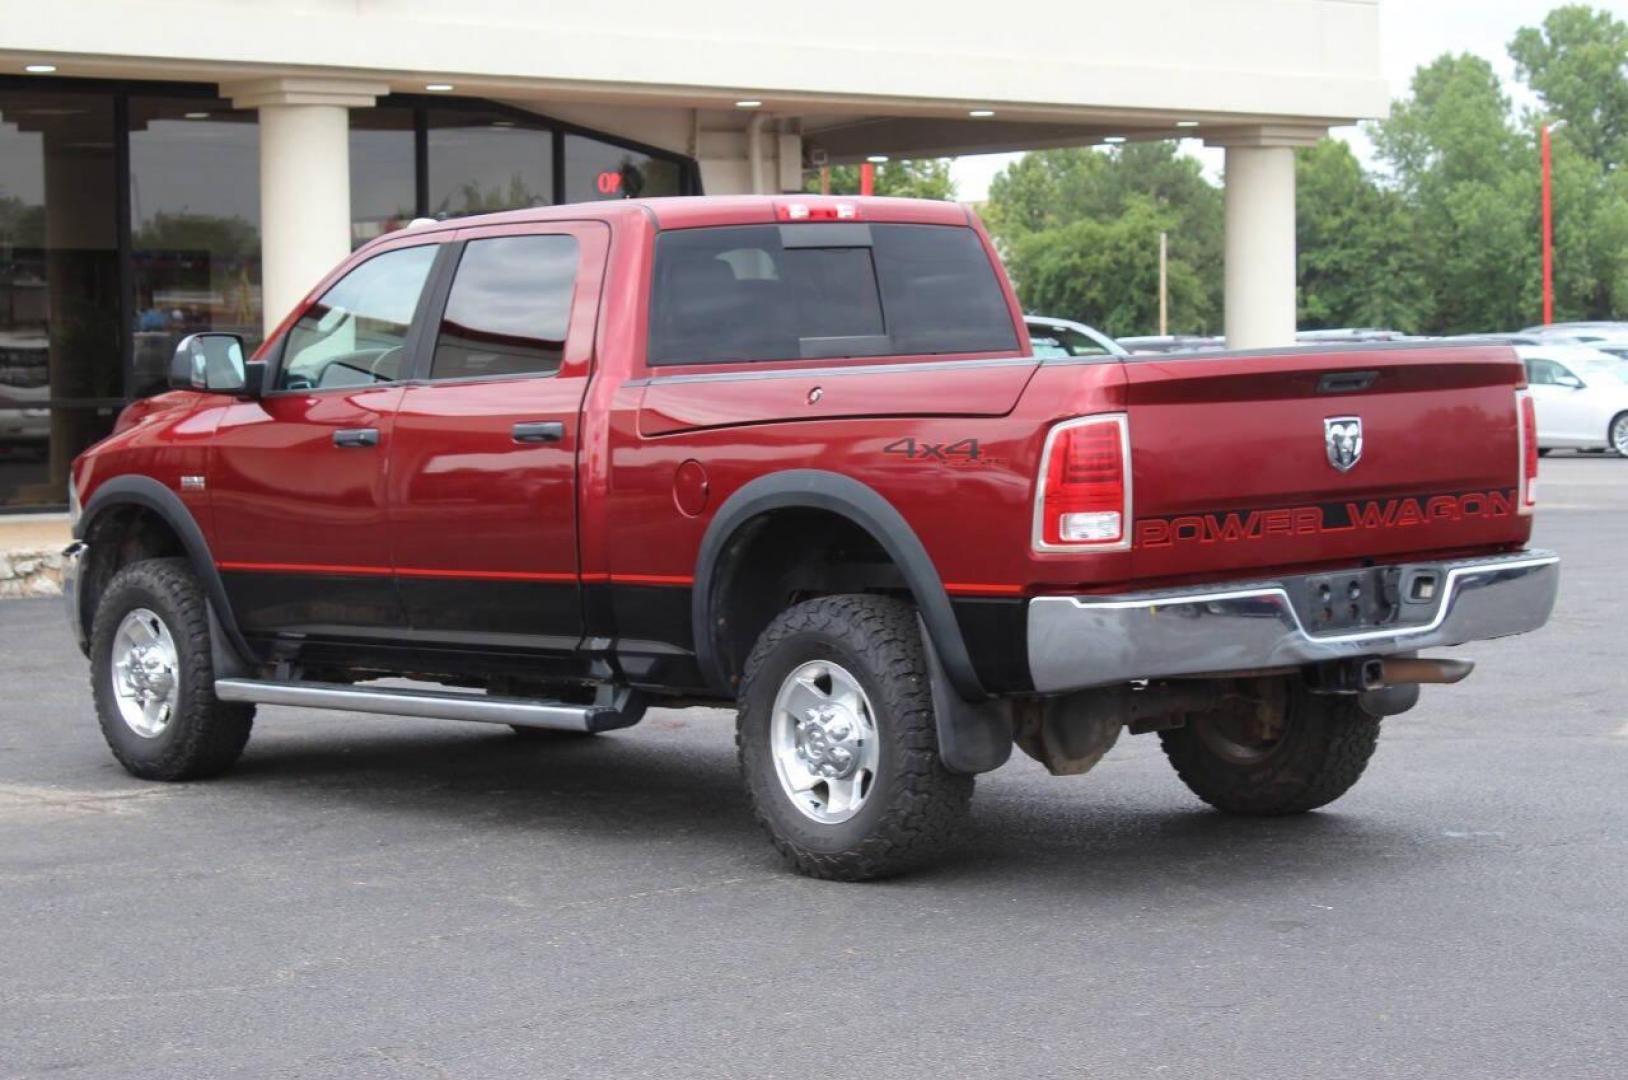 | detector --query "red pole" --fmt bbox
[1542,124,1554,326]
[859,161,875,197]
